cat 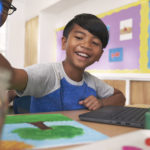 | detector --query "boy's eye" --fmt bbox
[74,36,83,40]
[92,41,99,46]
